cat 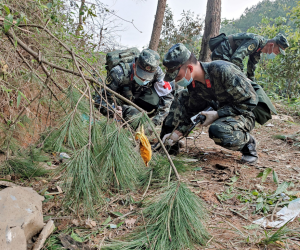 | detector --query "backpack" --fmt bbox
[105,47,140,72]
[209,33,227,51]
[209,33,255,52]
